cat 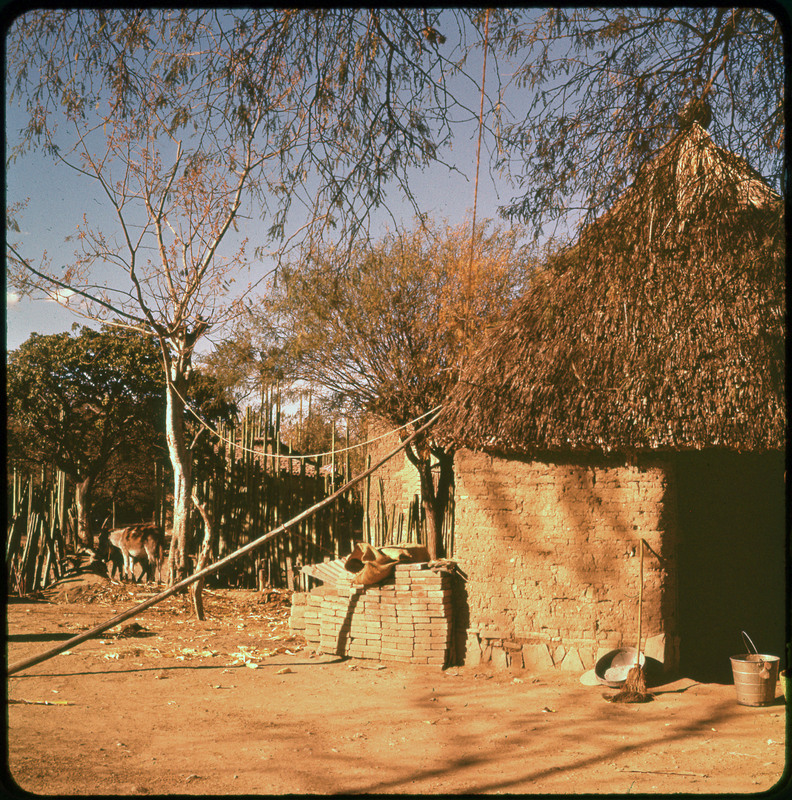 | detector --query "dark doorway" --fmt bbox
[673,450,786,682]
